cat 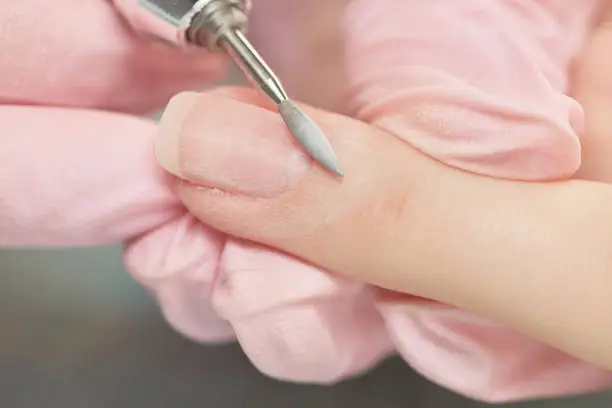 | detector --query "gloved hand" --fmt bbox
[151,0,612,403]
[2,0,611,404]
[0,0,223,246]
